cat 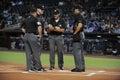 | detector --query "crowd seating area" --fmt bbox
[0,0,120,34]
[0,0,120,55]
